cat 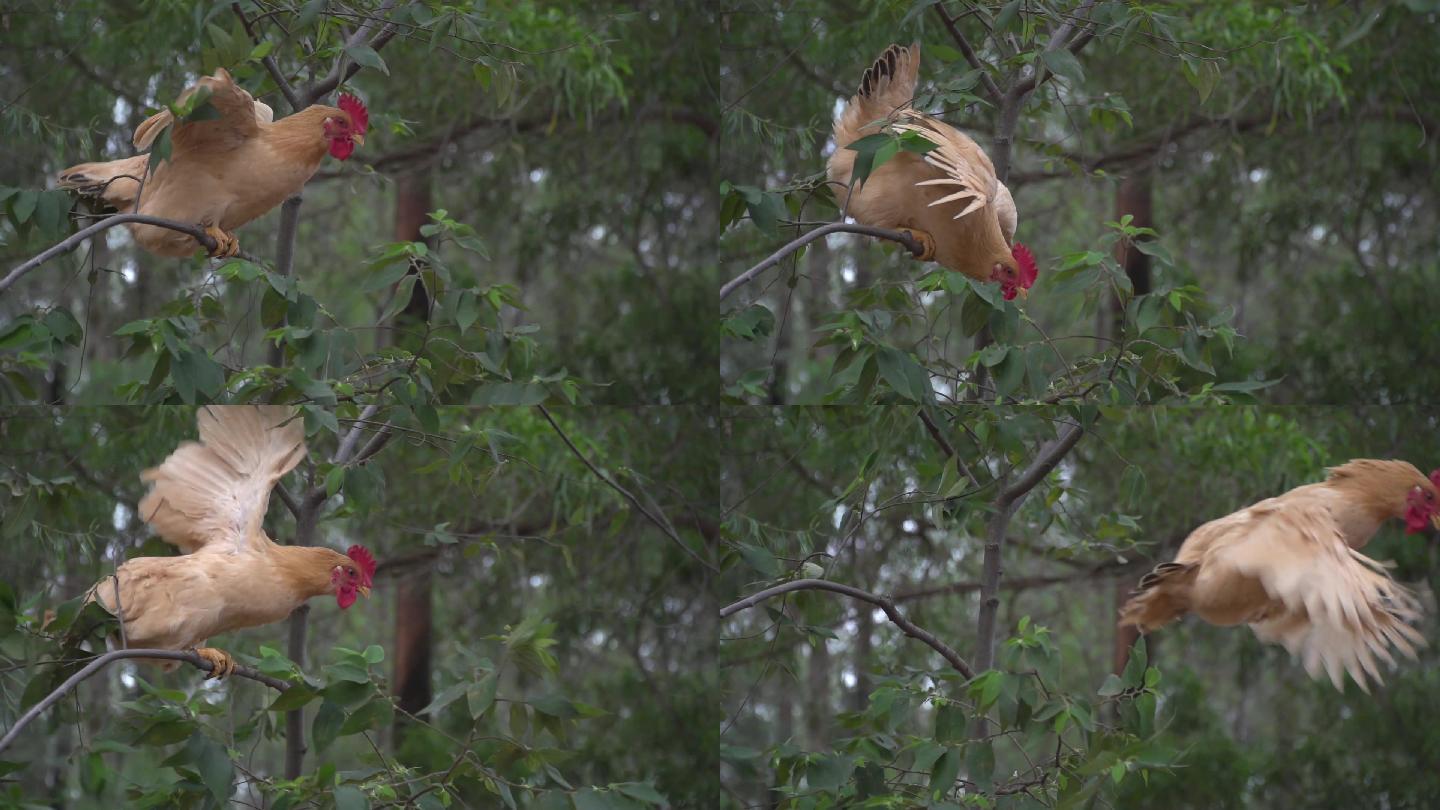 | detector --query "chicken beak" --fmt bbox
[1431,513,1440,531]
[358,585,372,598]
[1016,286,1029,301]
[351,132,366,147]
